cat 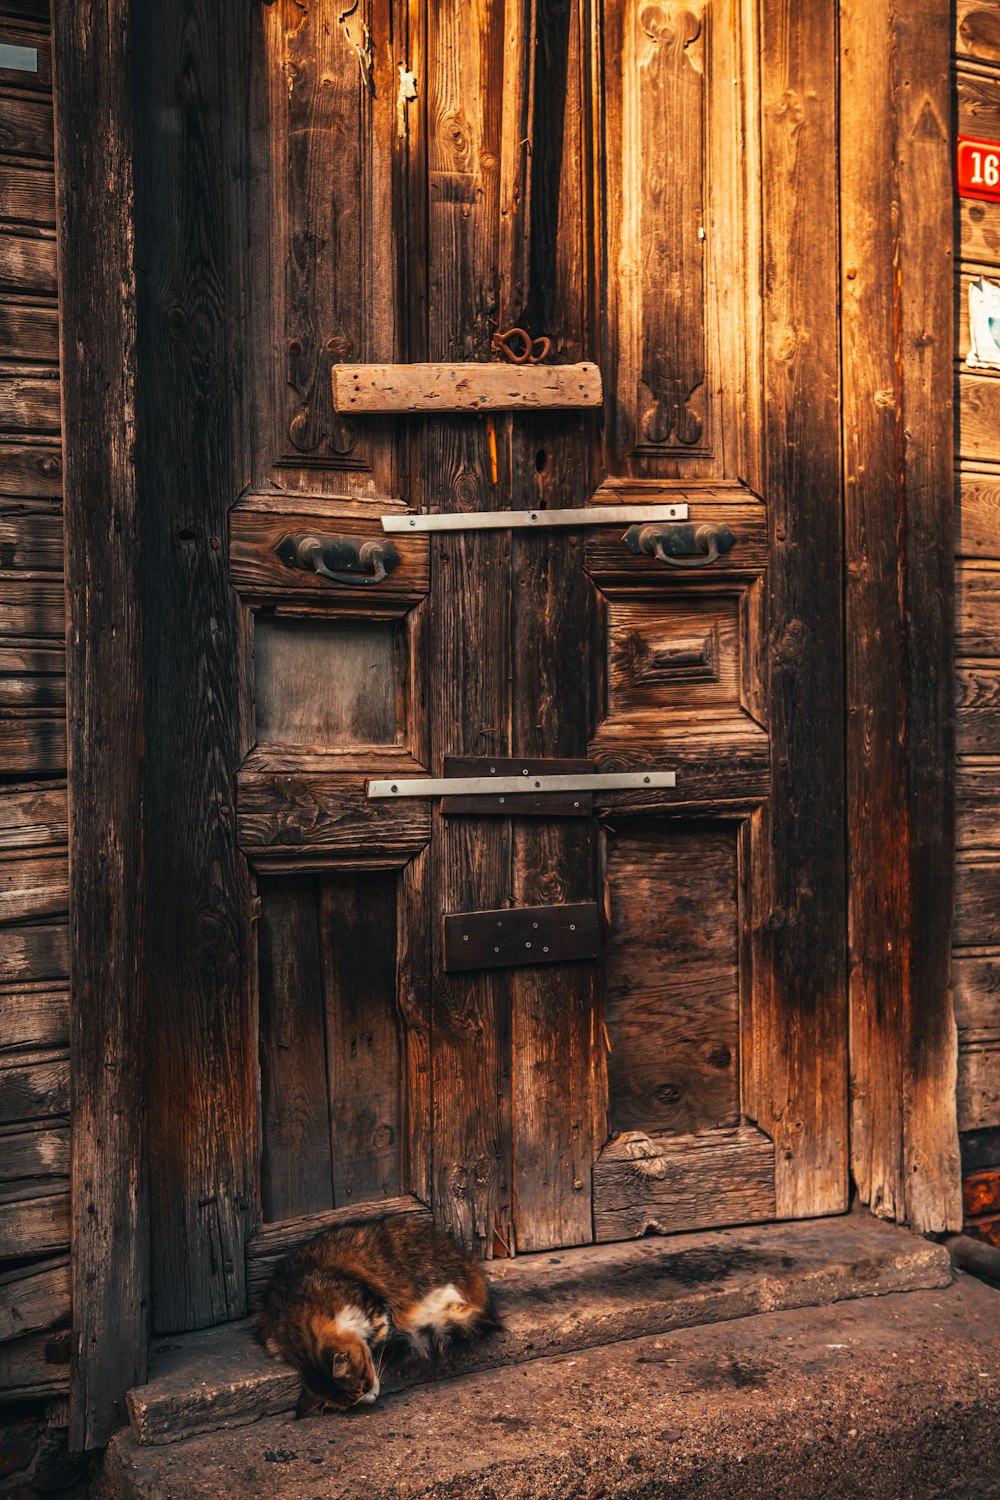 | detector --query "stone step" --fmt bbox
[125,1211,951,1447]
[104,1270,1000,1500]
